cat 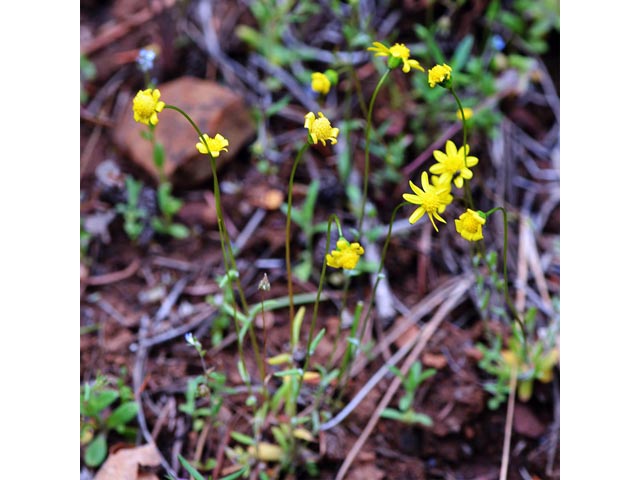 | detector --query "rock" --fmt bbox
[113,76,255,188]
